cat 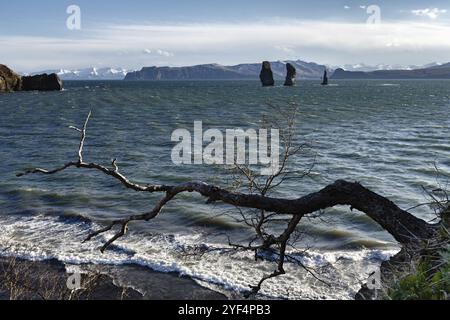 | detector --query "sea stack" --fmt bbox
[284,63,296,86]
[321,70,329,86]
[259,61,275,87]
[0,64,63,92]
